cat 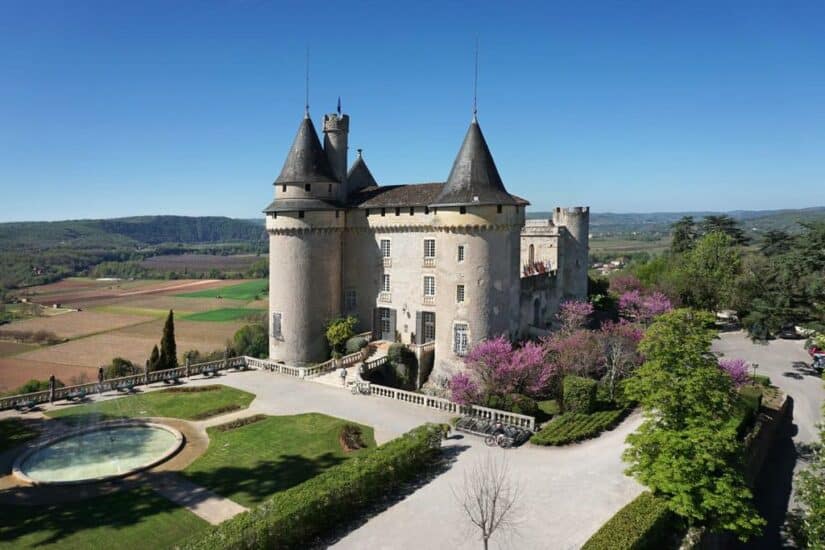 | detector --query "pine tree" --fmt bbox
[159,310,178,371]
[147,344,160,372]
